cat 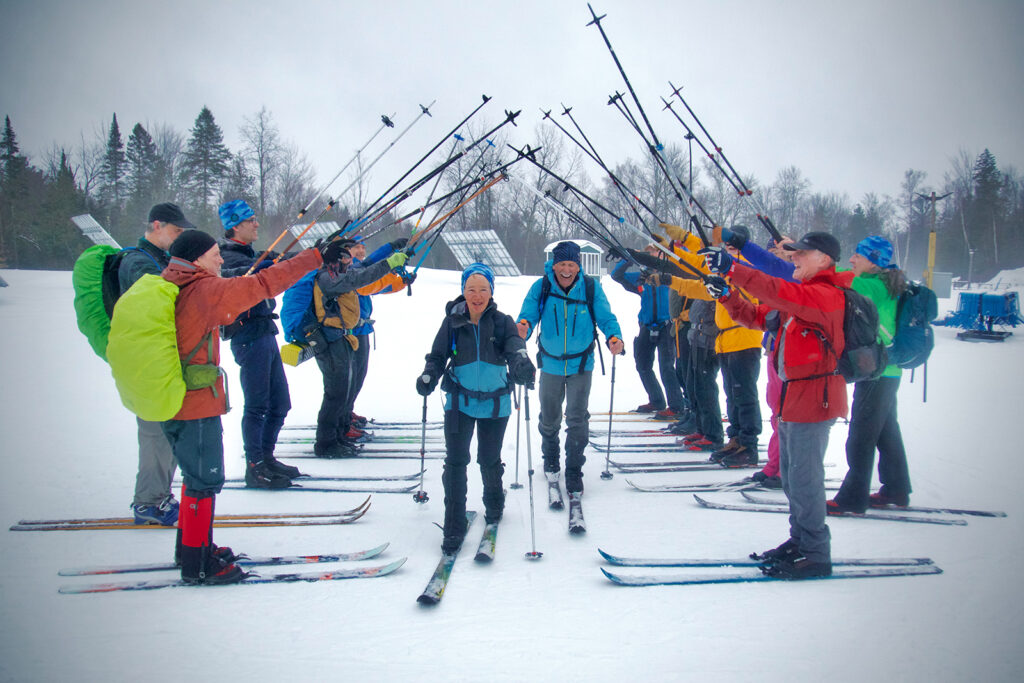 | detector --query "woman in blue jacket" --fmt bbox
[417,263,535,555]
